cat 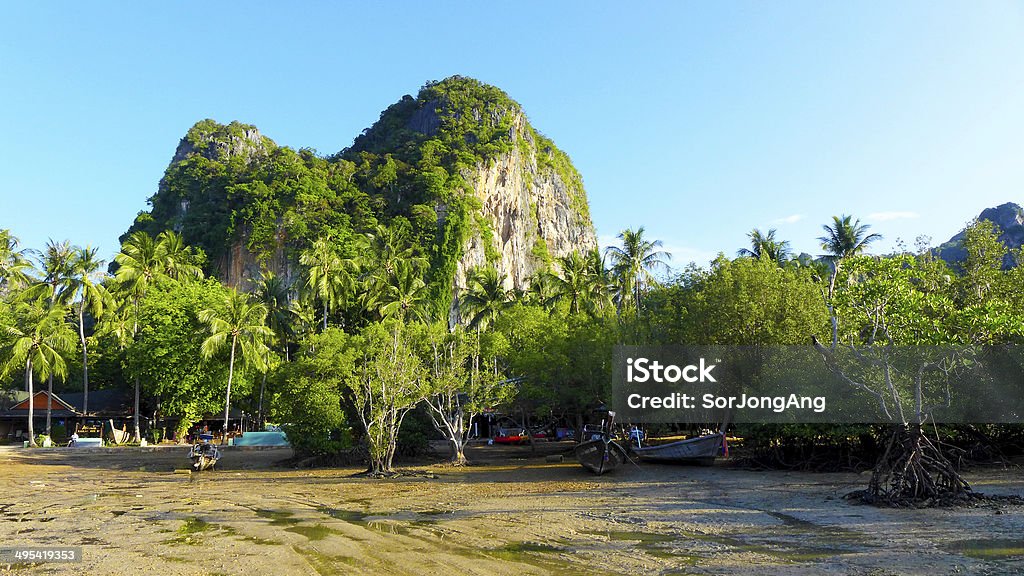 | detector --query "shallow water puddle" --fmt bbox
[284,524,344,541]
[256,508,300,526]
[468,541,592,574]
[498,542,564,553]
[316,507,368,522]
[584,529,700,562]
[586,525,855,565]
[946,538,1024,560]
